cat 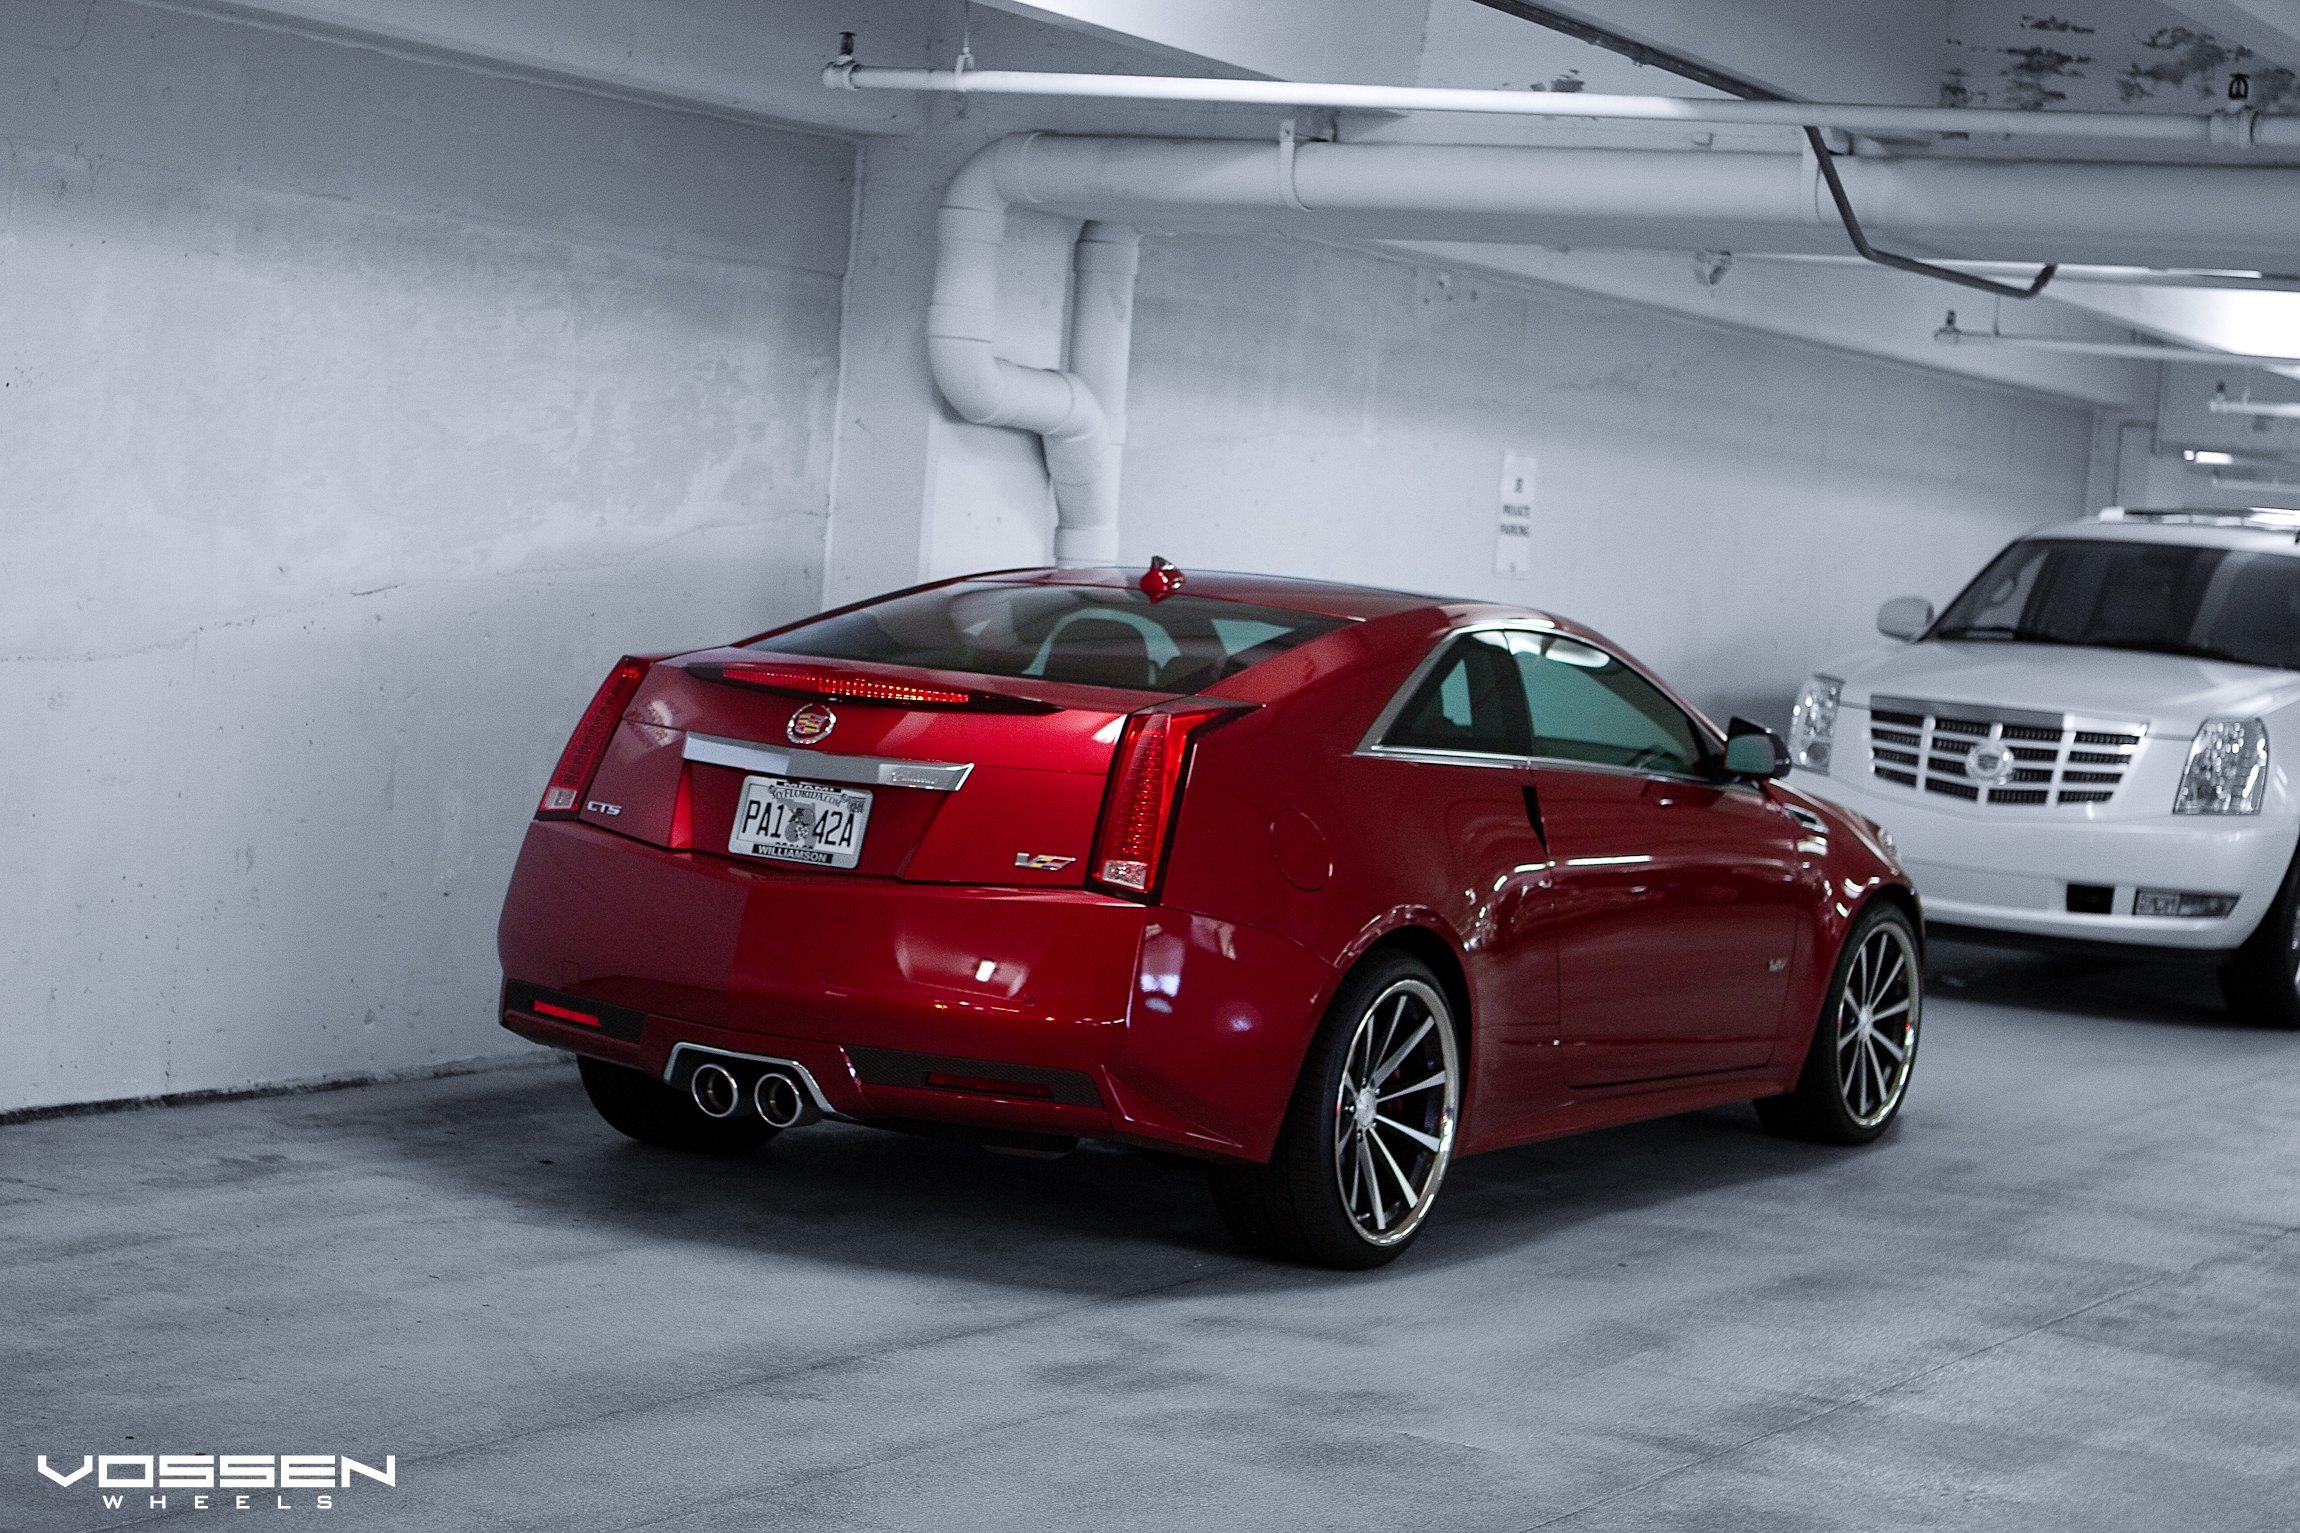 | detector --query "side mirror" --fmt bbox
[1723,719,1791,780]
[1876,595,1934,641]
